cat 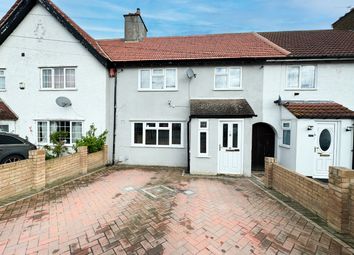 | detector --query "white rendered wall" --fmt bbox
[115,65,263,169]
